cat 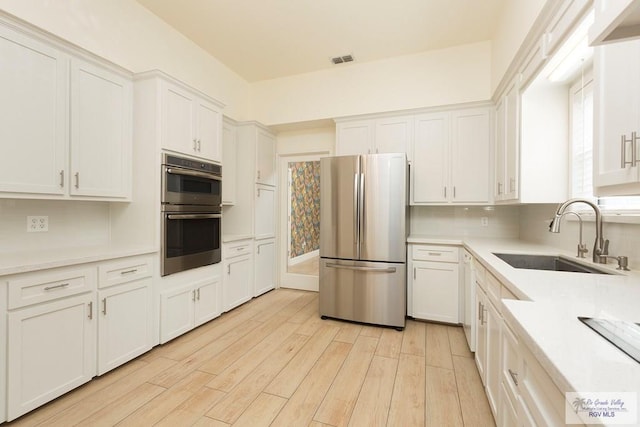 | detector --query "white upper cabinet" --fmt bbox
[0,17,133,201]
[222,118,237,205]
[594,39,640,194]
[256,128,276,186]
[336,115,413,160]
[162,80,223,163]
[495,77,520,202]
[0,26,68,196]
[70,59,132,199]
[589,0,640,45]
[411,107,491,205]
